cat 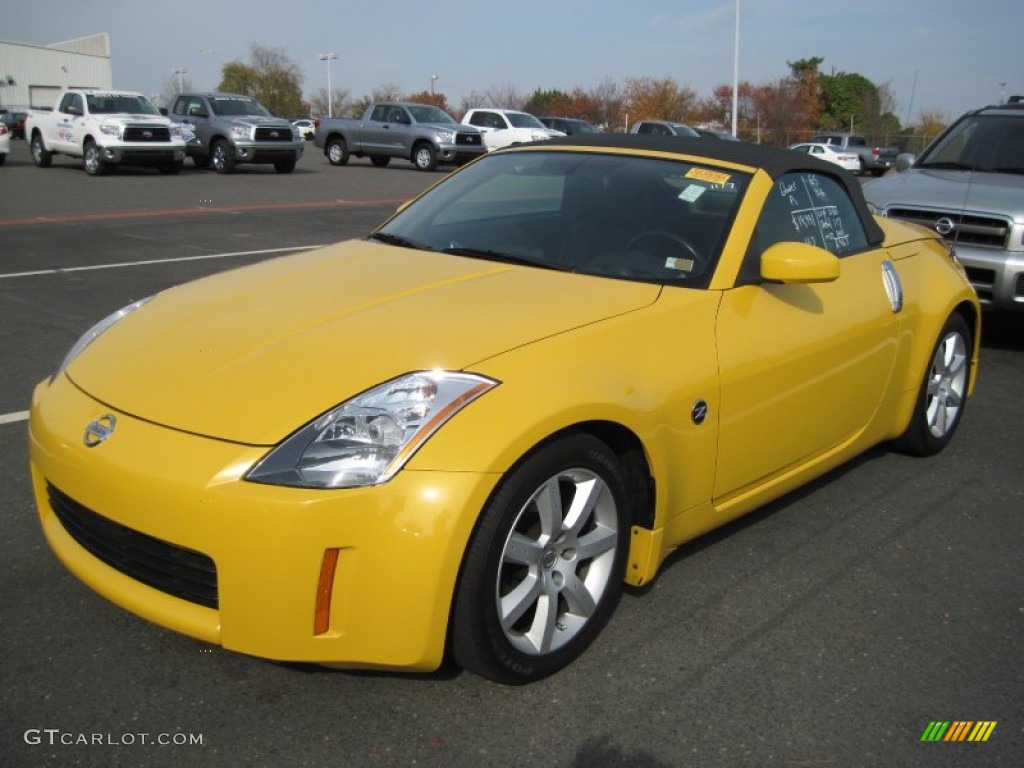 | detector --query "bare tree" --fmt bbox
[308,87,352,118]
